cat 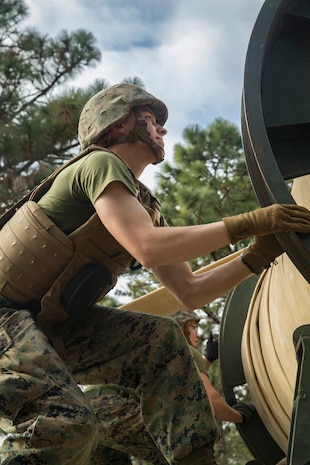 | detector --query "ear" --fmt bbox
[110,123,126,137]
